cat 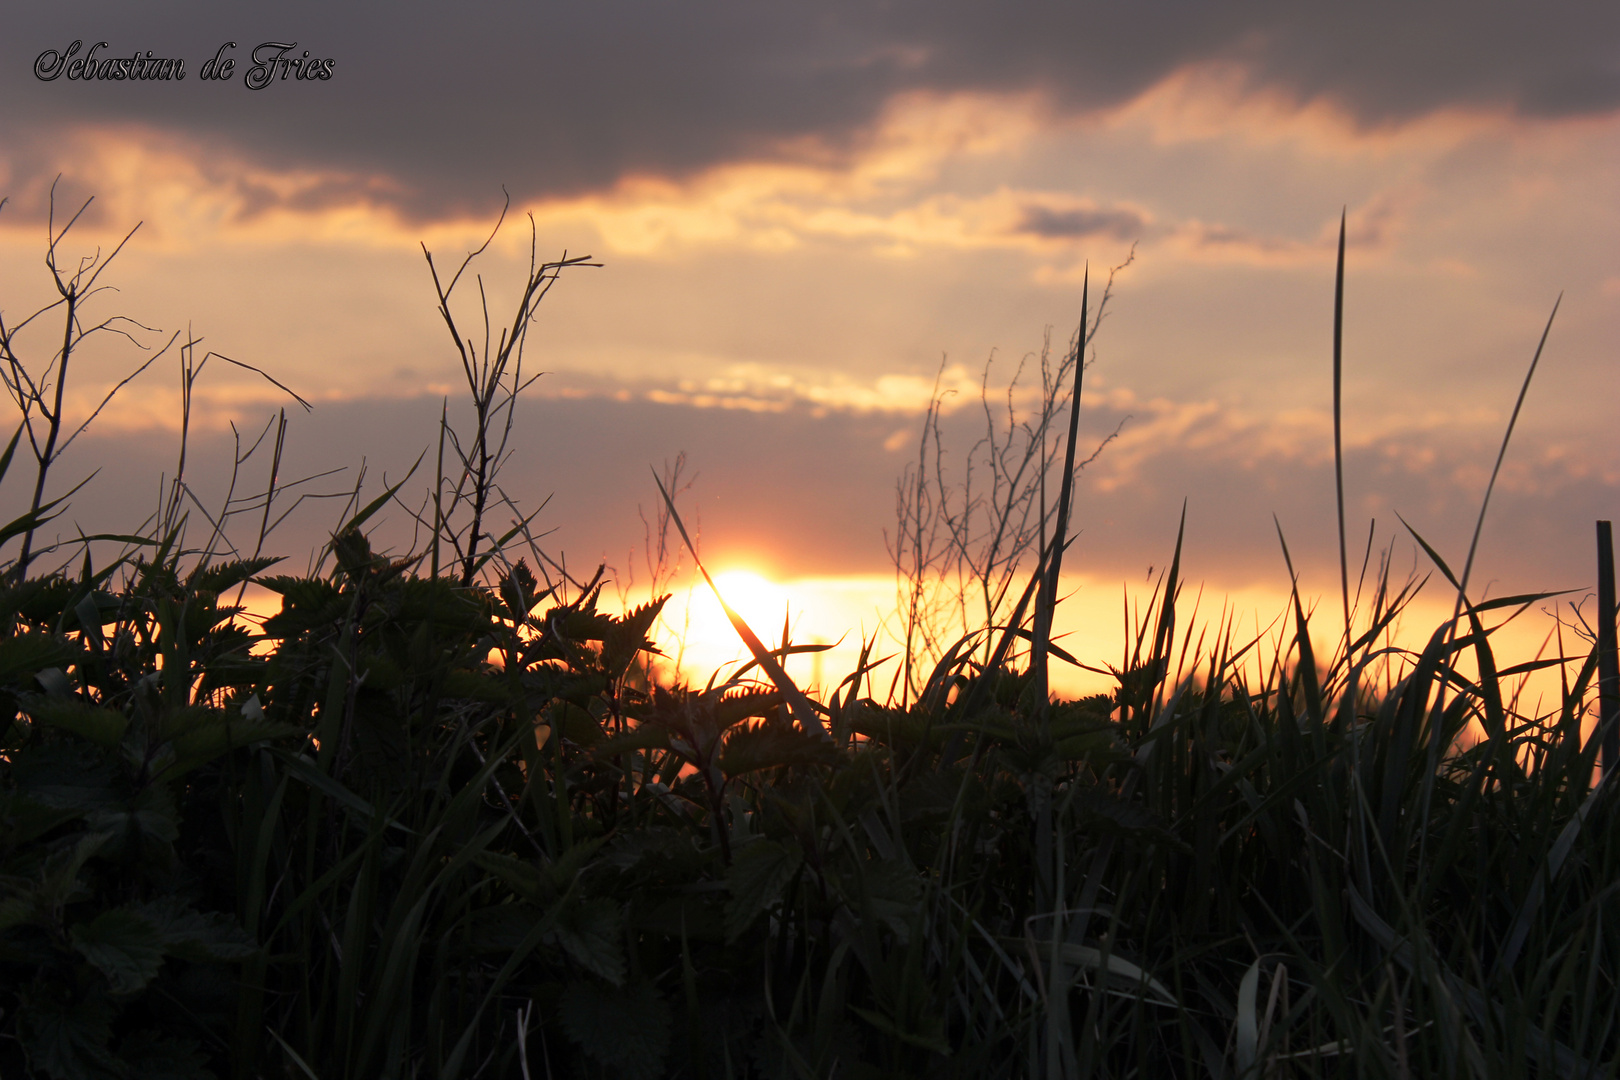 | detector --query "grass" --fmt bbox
[0,196,1615,1079]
